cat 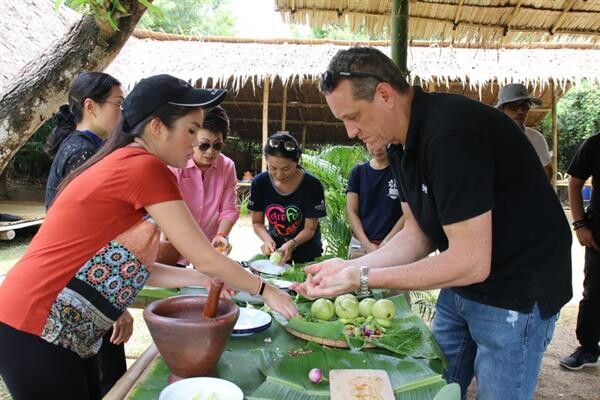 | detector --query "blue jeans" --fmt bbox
[432,289,557,400]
